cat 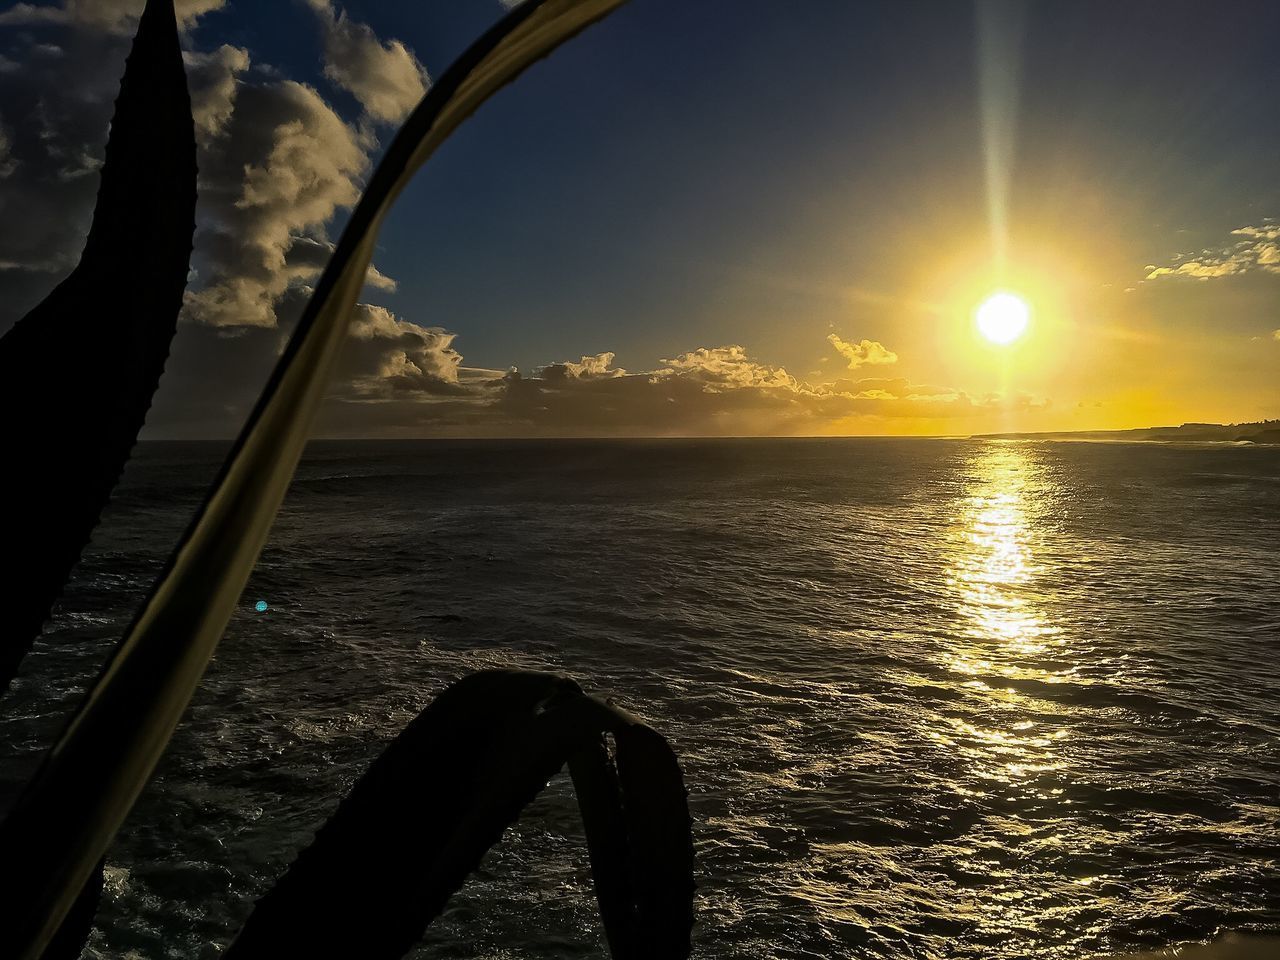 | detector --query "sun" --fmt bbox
[975,291,1030,345]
